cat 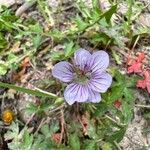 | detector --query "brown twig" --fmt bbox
[59,109,65,144]
[25,113,35,126]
